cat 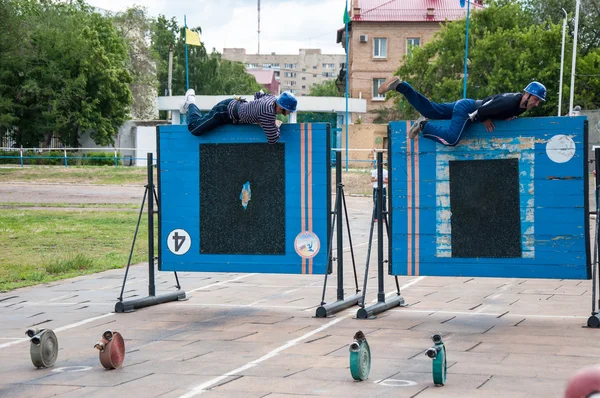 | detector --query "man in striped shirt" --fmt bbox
[181,89,297,144]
